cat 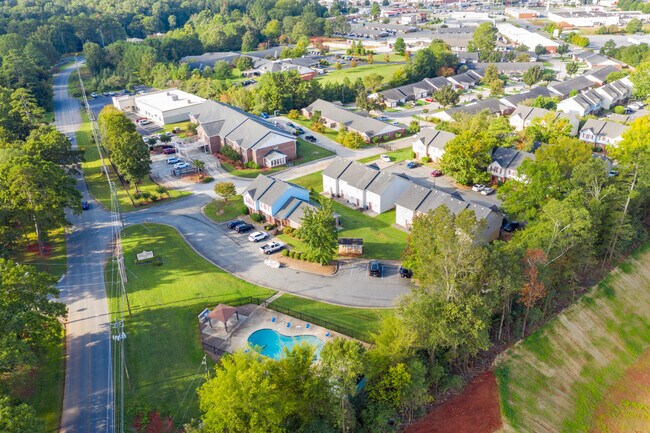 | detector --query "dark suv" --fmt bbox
[235,223,254,233]
[227,219,245,229]
[368,261,383,277]
[399,266,413,278]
